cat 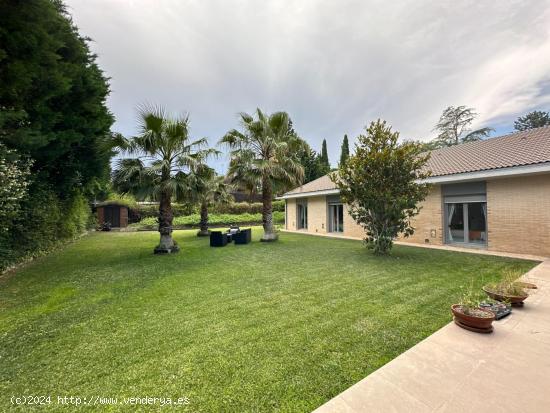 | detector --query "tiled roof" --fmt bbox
[284,174,337,195]
[426,126,550,177]
[282,126,550,196]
